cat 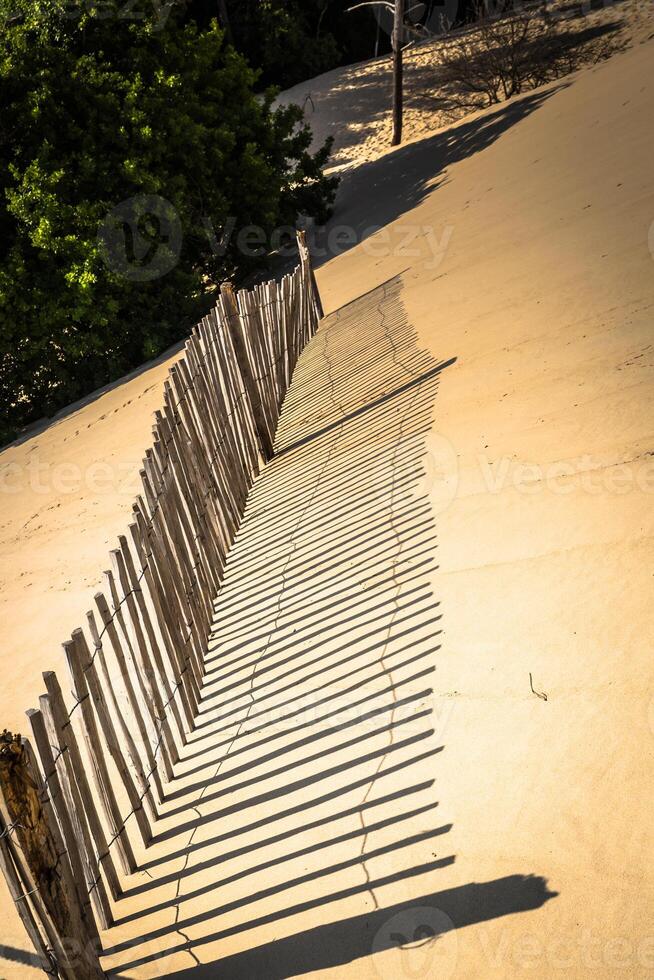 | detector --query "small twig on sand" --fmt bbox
[529,672,548,701]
